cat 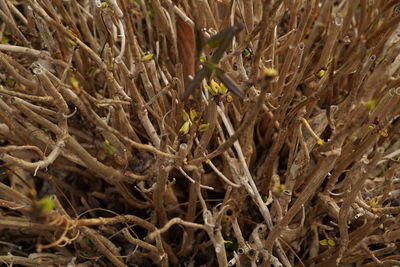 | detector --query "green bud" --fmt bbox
[198,123,210,132]
[263,68,278,77]
[219,83,228,94]
[182,111,190,122]
[315,69,326,78]
[179,121,191,135]
[363,99,377,110]
[103,140,115,155]
[189,108,198,121]
[100,2,109,8]
[327,239,336,247]
[39,196,55,213]
[210,79,221,95]
[243,48,252,58]
[66,38,77,46]
[69,76,80,89]
[142,53,153,62]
